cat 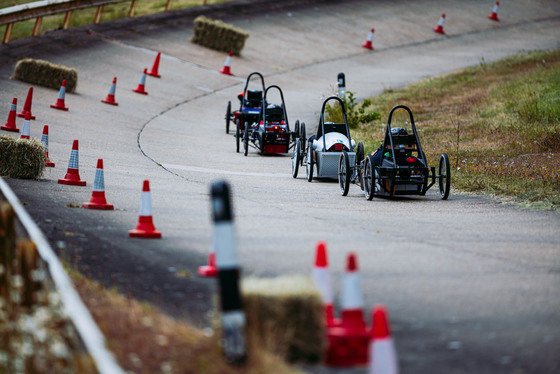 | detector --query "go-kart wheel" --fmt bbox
[306,140,314,182]
[338,150,351,196]
[300,122,306,157]
[243,123,249,156]
[236,119,241,153]
[356,142,365,185]
[293,120,300,141]
[226,101,231,134]
[292,138,300,178]
[438,153,451,200]
[364,154,376,200]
